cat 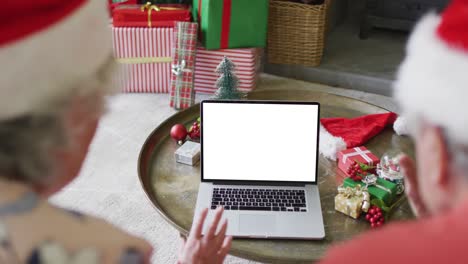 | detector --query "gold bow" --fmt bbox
[141,2,186,28]
[337,185,370,213]
[338,185,363,198]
